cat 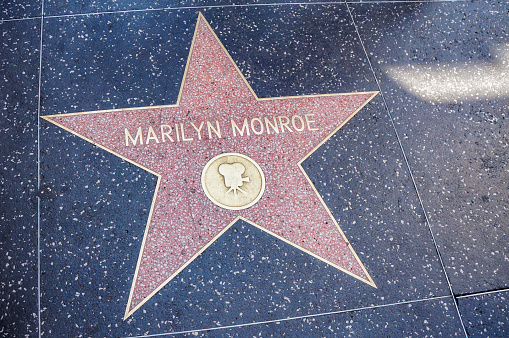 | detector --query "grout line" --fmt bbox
[39,2,340,20]
[456,288,509,300]
[344,3,469,337]
[0,16,42,23]
[0,1,469,23]
[130,295,452,337]
[37,1,45,338]
[44,6,176,19]
[0,0,473,23]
